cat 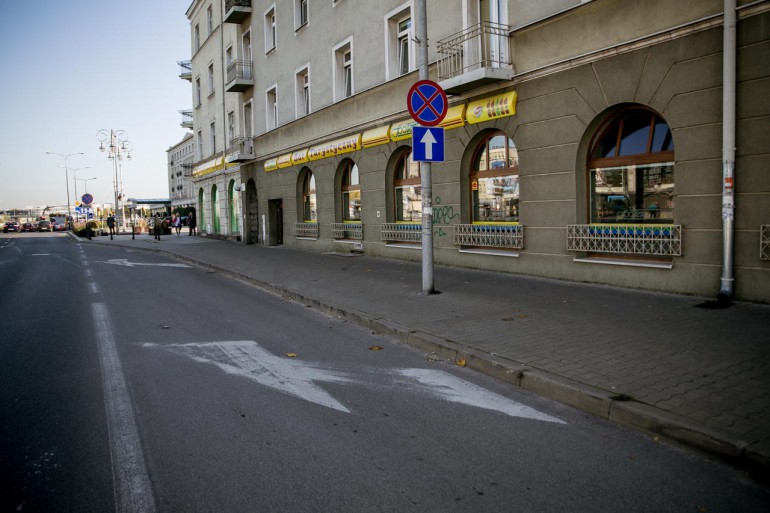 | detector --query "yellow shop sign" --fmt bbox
[466,91,517,125]
[308,134,362,160]
[264,158,278,172]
